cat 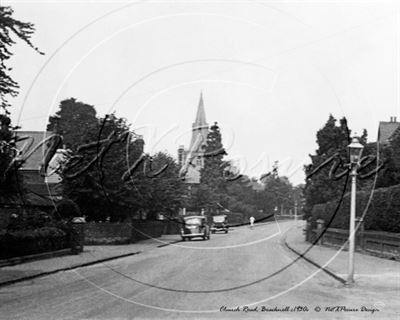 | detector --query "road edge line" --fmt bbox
[282,224,346,284]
